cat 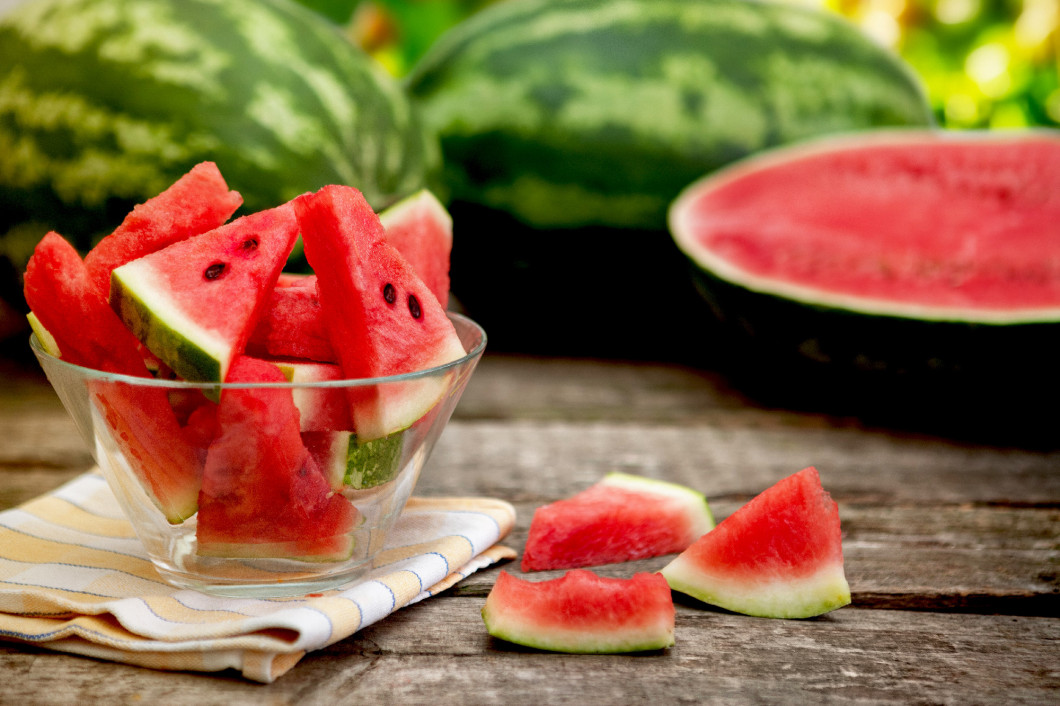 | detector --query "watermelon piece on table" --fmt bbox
[521,473,715,571]
[295,185,466,440]
[110,203,299,385]
[482,570,675,653]
[378,189,452,308]
[23,231,149,376]
[660,466,851,619]
[84,161,243,298]
[196,356,358,560]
